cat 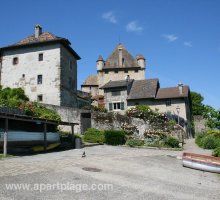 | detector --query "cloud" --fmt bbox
[163,34,178,42]
[126,21,143,33]
[102,11,117,24]
[184,41,192,47]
